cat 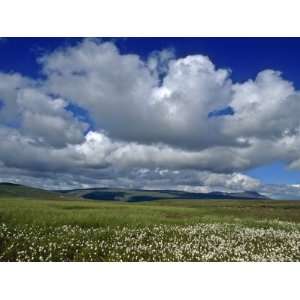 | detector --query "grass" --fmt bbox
[0,196,299,261]
[1,196,300,227]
